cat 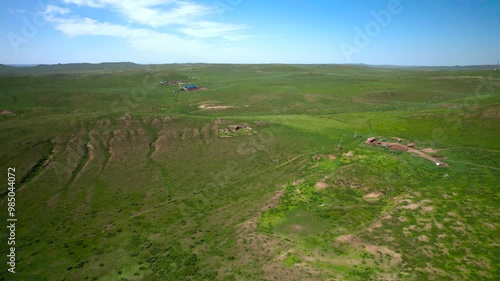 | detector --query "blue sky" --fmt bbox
[1,0,499,65]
